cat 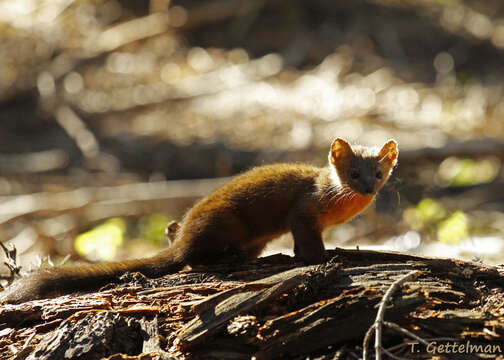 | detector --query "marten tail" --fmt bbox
[0,243,185,304]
